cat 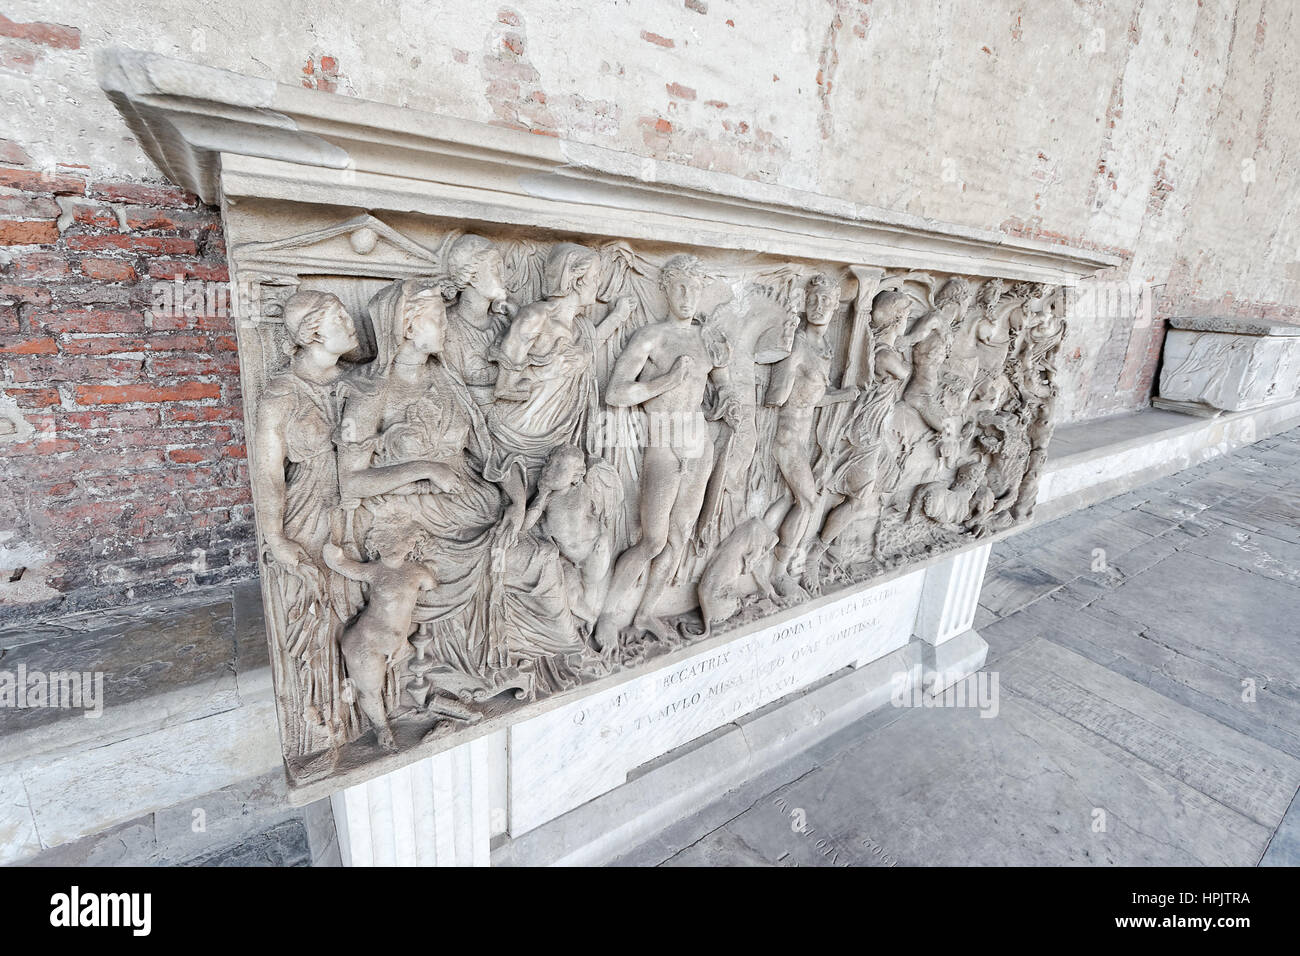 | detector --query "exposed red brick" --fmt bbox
[685,0,708,13]
[5,386,60,408]
[0,138,31,166]
[641,30,674,48]
[0,14,80,49]
[78,258,138,281]
[666,82,696,100]
[0,194,59,218]
[164,405,244,424]
[87,181,195,207]
[58,408,161,431]
[33,310,147,334]
[498,9,521,26]
[145,260,229,281]
[0,337,57,355]
[0,219,58,245]
[74,382,221,406]
[167,447,215,464]
[64,234,198,255]
[0,165,85,195]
